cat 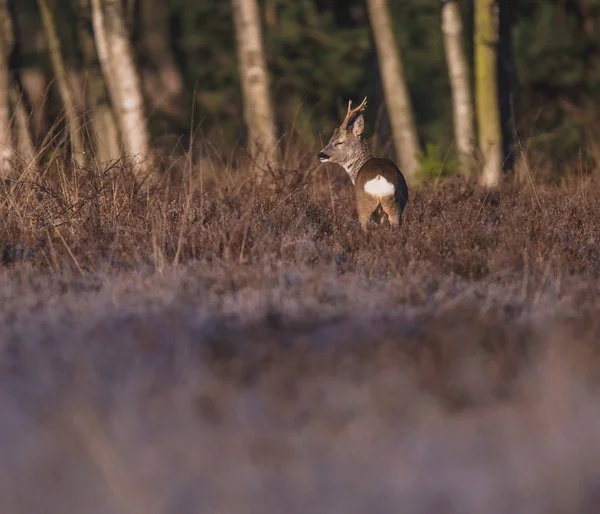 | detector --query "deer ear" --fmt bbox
[351,114,365,136]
